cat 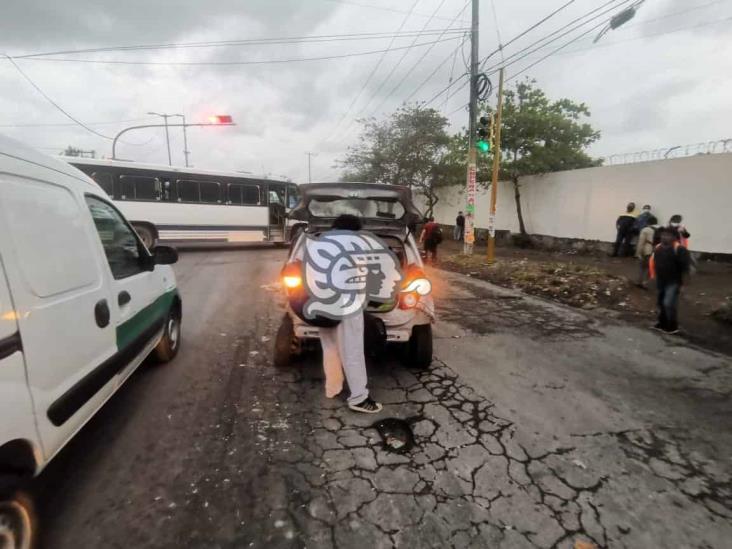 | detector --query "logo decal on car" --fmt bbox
[302,231,404,320]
